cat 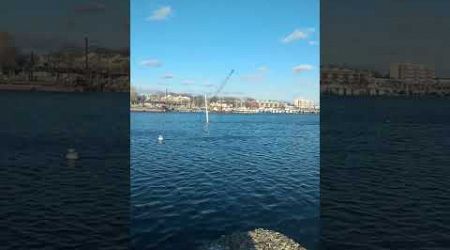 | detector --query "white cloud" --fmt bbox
[281,28,315,44]
[147,6,172,21]
[162,73,174,79]
[140,59,162,67]
[292,64,314,73]
[202,83,215,88]
[199,80,215,88]
[308,40,319,45]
